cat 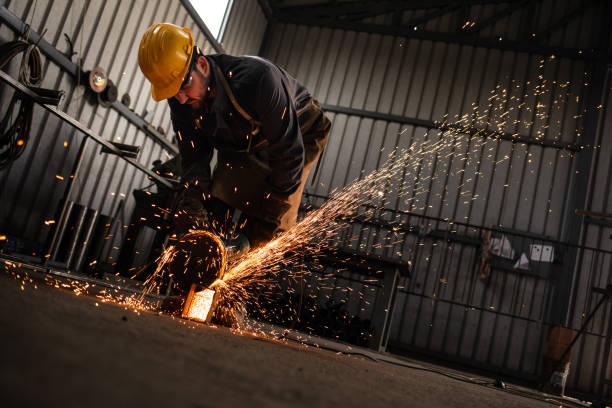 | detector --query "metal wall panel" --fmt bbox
[259,0,610,399]
[0,0,219,265]
[221,0,267,56]
[565,74,612,396]
[266,25,587,240]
